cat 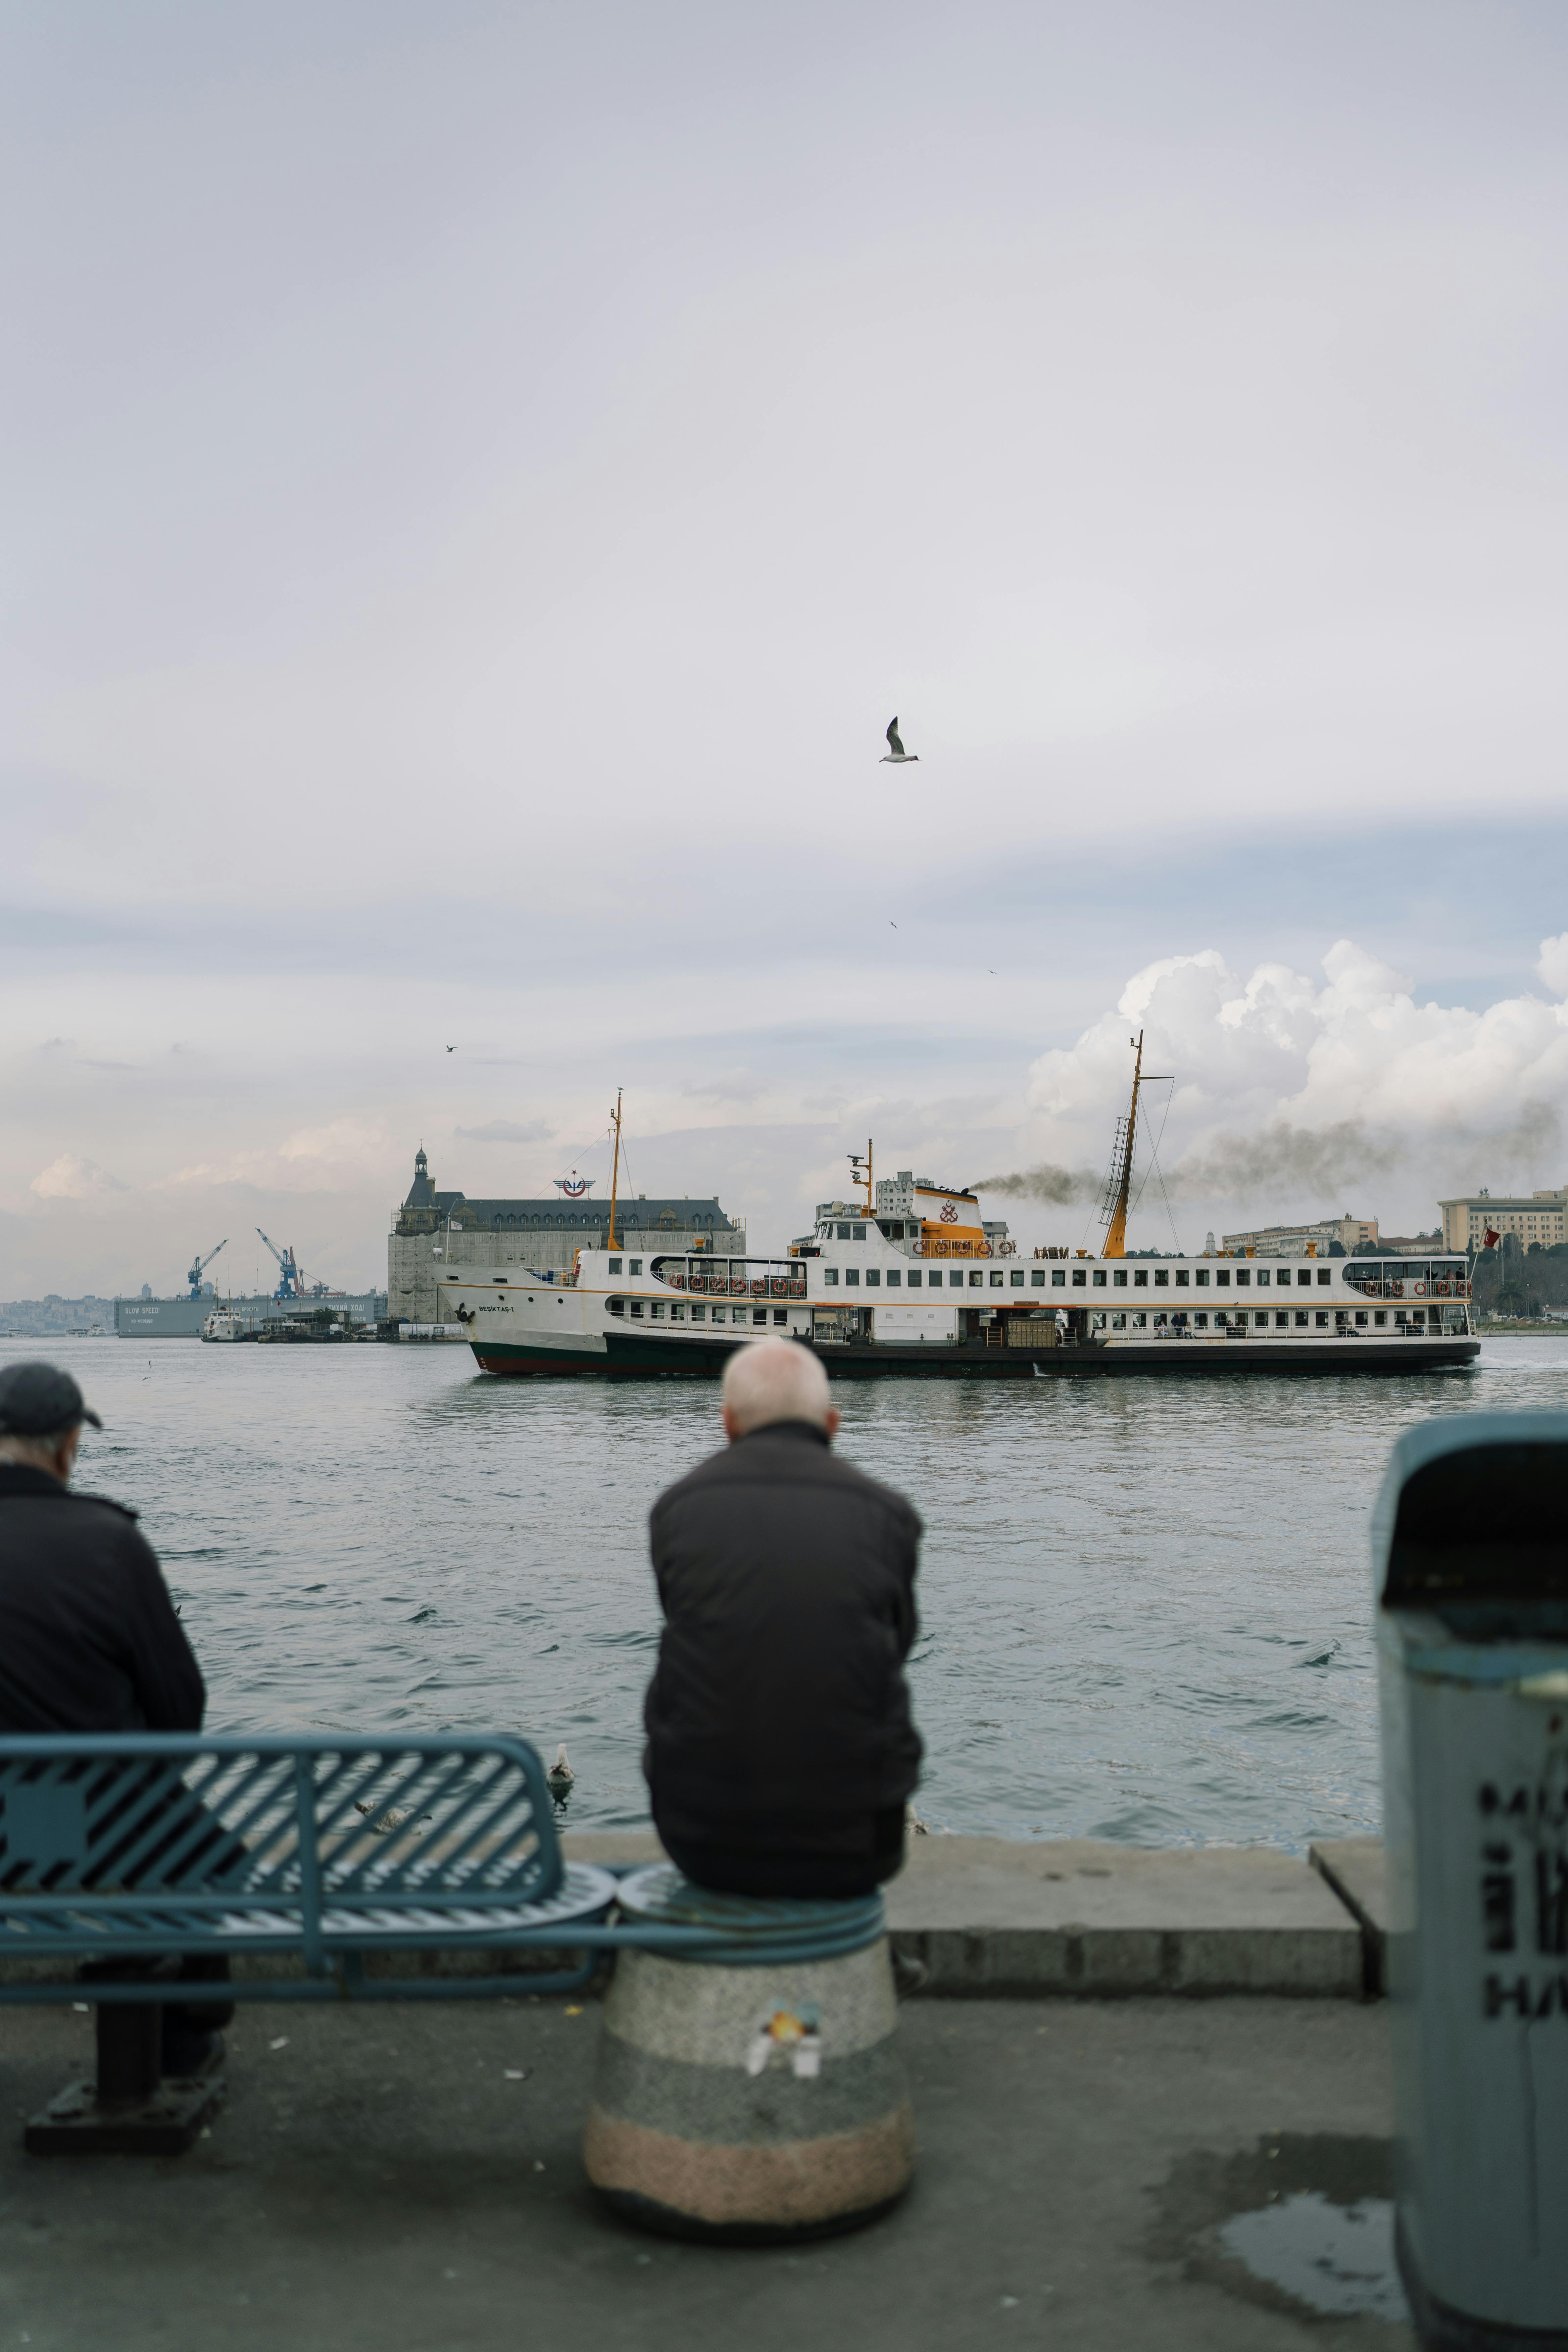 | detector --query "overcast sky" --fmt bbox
[4,0,1567,1294]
